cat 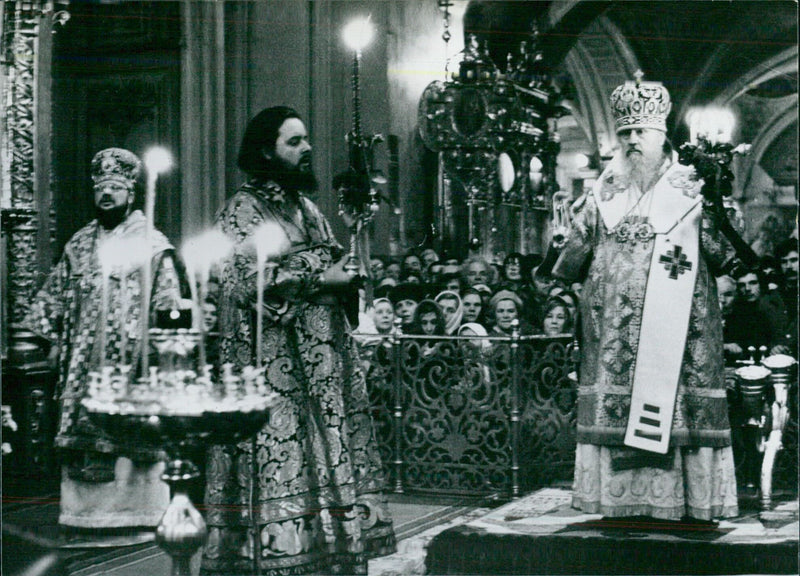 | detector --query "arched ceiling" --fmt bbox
[464,0,797,132]
[463,0,798,195]
[761,121,799,187]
